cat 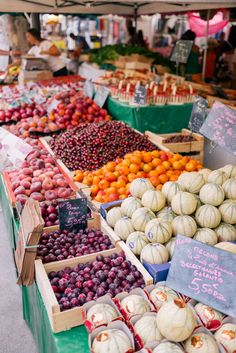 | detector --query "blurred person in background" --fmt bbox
[70,33,90,55]
[180,30,202,77]
[26,28,67,77]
